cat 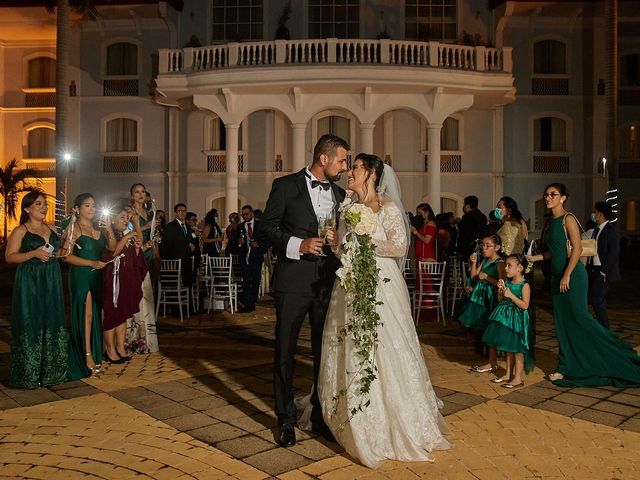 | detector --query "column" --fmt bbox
[359,123,375,155]
[225,123,240,222]
[167,108,180,210]
[291,123,307,172]
[427,124,442,214]
[492,107,504,204]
